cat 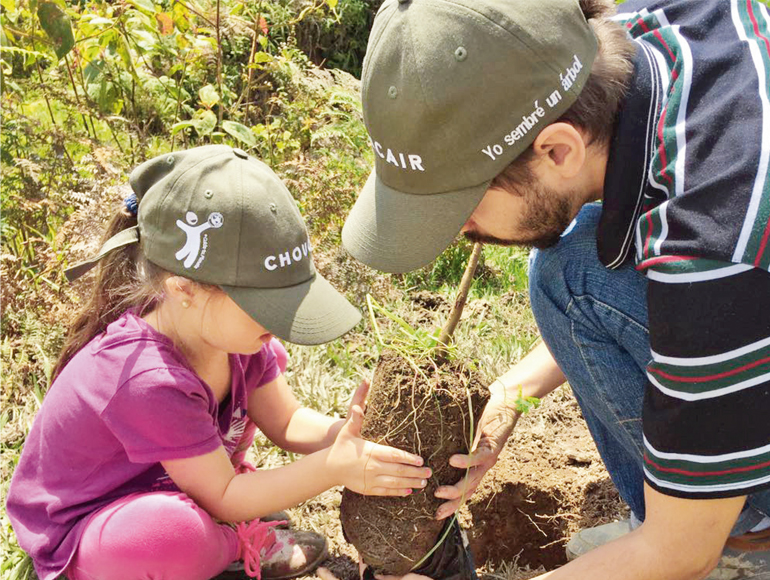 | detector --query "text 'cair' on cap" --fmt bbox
[342,0,598,274]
